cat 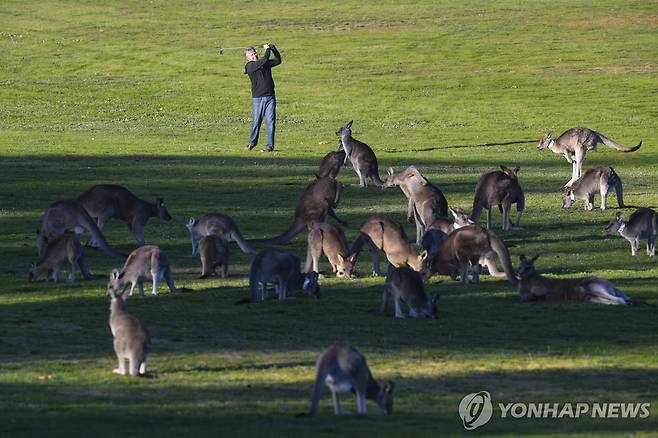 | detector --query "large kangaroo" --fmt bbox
[108,289,151,376]
[78,184,172,247]
[305,223,356,278]
[380,264,438,319]
[37,200,123,258]
[244,250,319,302]
[383,166,449,244]
[186,213,255,256]
[470,166,525,230]
[335,121,383,187]
[537,127,641,187]
[605,208,657,257]
[29,232,93,282]
[198,235,229,279]
[562,166,624,211]
[517,255,632,305]
[317,146,346,179]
